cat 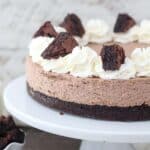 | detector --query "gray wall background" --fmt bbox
[1,0,150,49]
